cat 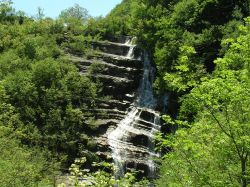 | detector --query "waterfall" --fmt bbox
[125,38,136,59]
[108,38,160,180]
[125,37,132,45]
[137,52,157,108]
[108,107,140,177]
[126,46,135,59]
